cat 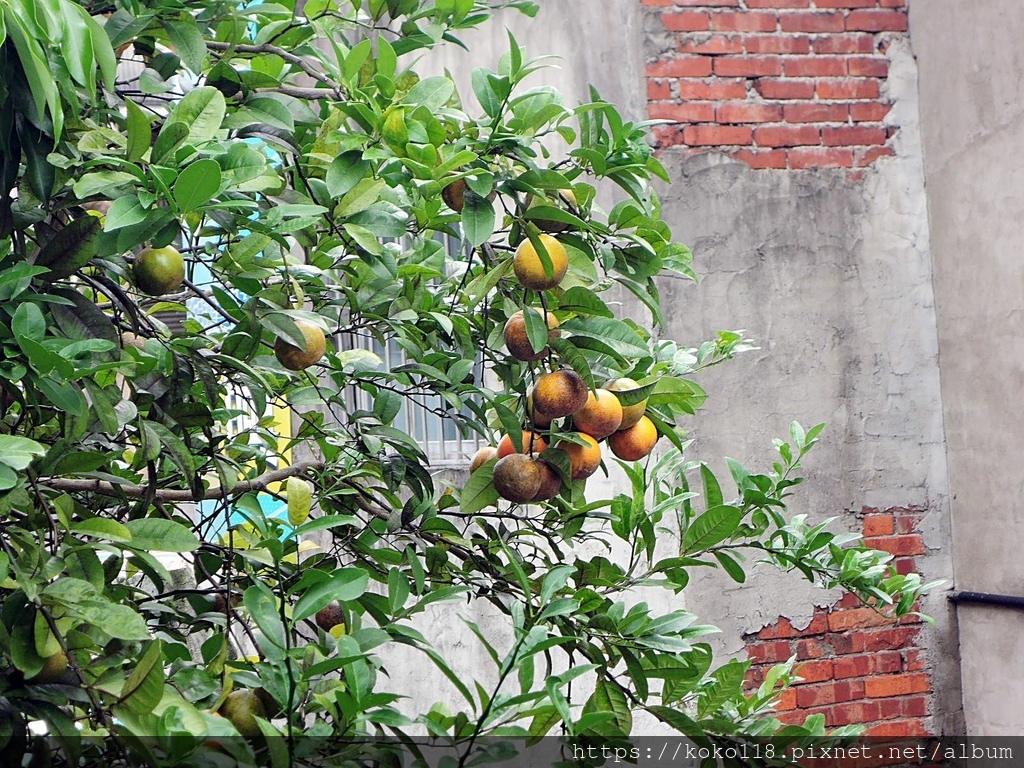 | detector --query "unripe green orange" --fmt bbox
[274,320,327,371]
[133,246,185,296]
